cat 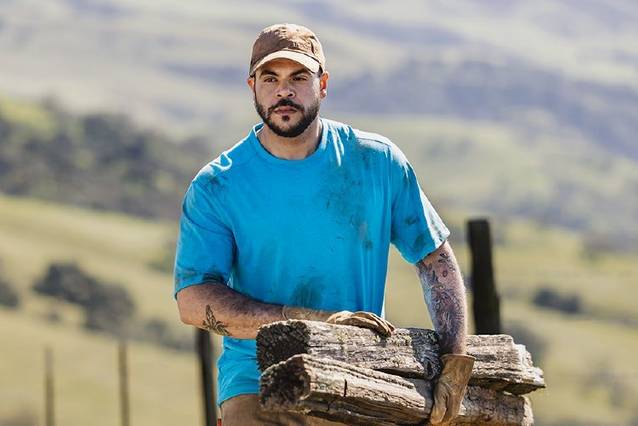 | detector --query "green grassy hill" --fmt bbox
[2,0,637,159]
[0,95,213,220]
[0,308,201,426]
[0,194,198,425]
[2,1,638,247]
[2,94,637,252]
[1,193,637,425]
